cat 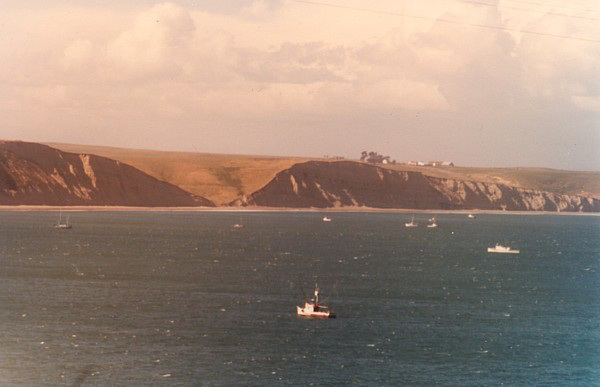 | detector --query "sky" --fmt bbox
[1,0,599,170]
